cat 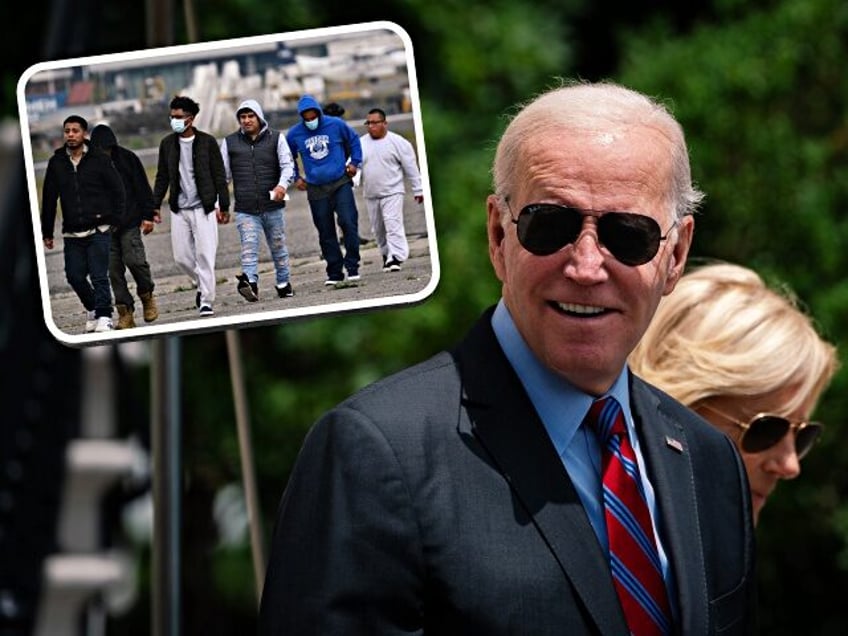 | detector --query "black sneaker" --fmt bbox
[384,258,402,272]
[276,282,294,298]
[236,273,259,302]
[198,305,214,316]
[324,276,344,286]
